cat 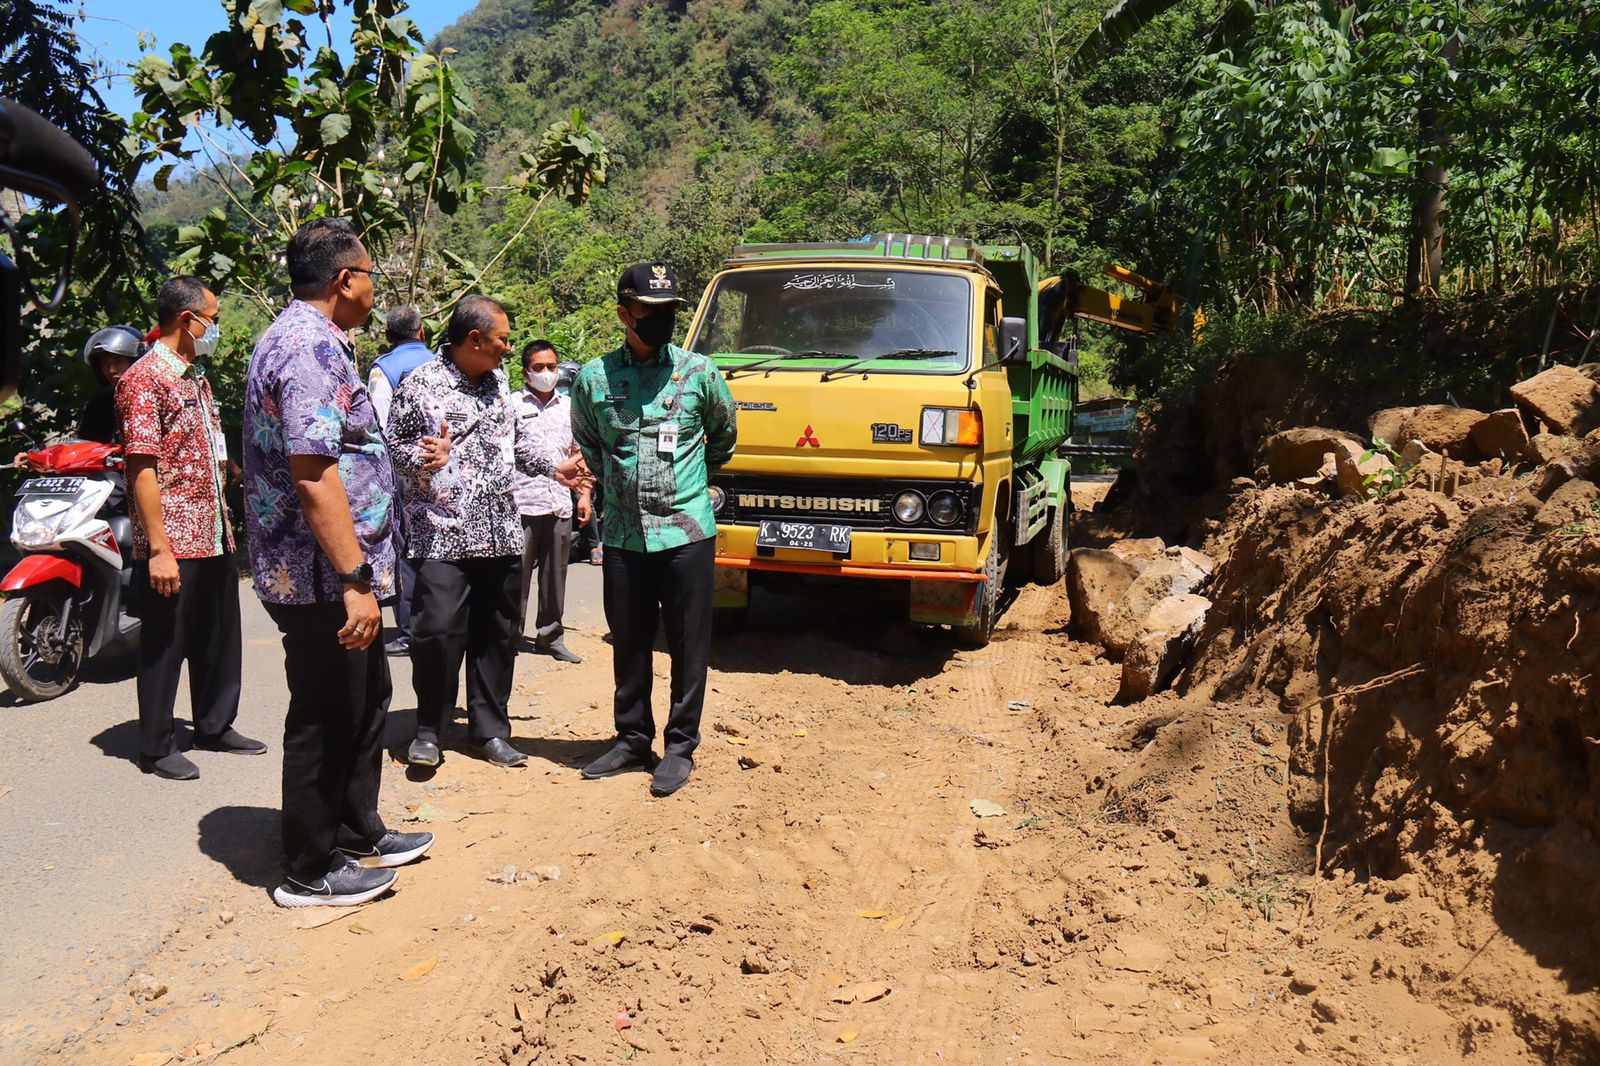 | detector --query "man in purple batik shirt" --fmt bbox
[243,218,449,909]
